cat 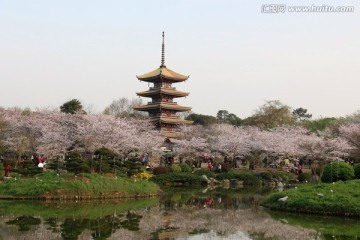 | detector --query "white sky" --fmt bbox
[1,0,359,119]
